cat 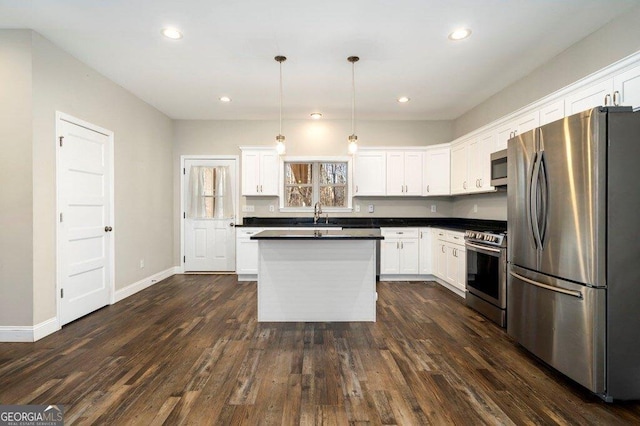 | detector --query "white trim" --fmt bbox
[55,112,116,321]
[379,274,435,282]
[33,317,61,341]
[114,267,178,303]
[0,317,60,342]
[180,155,240,272]
[433,277,466,299]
